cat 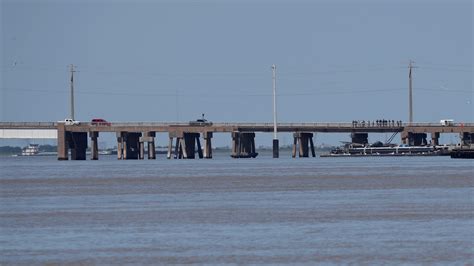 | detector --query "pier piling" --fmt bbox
[231,132,258,158]
[90,132,99,160]
[292,132,315,158]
